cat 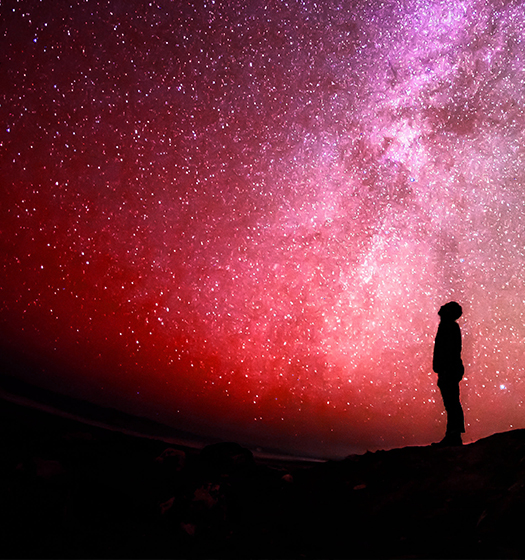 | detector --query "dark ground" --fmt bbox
[1,395,525,559]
